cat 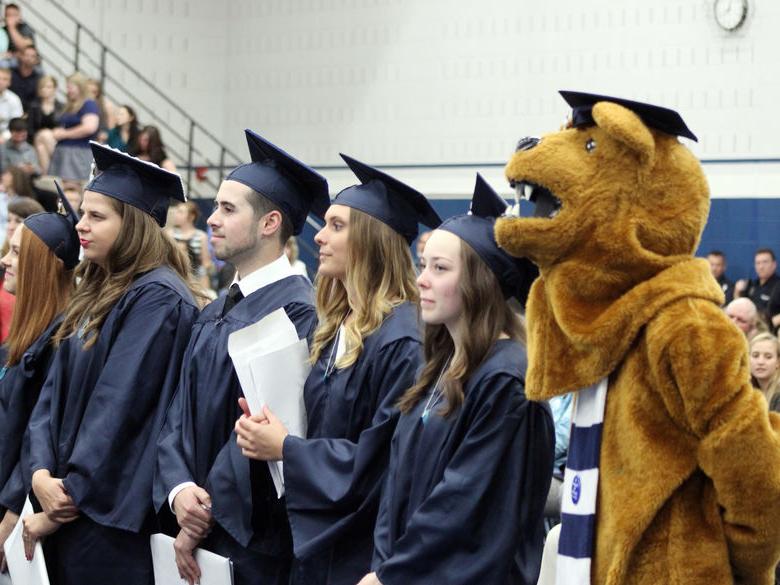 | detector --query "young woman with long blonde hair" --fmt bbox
[44,72,99,180]
[0,187,79,571]
[234,155,440,585]
[750,332,780,412]
[360,176,554,585]
[26,144,200,585]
